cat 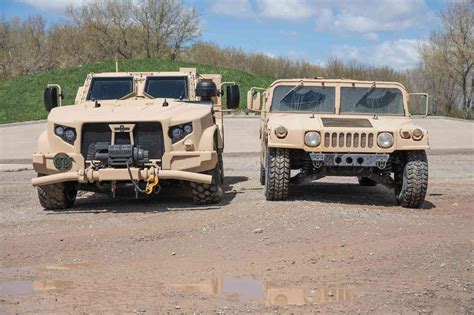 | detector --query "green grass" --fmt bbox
[0,58,274,124]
